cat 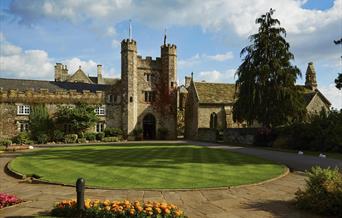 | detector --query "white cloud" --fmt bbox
[206,52,234,61]
[178,54,201,68]
[62,58,98,76]
[106,26,117,36]
[0,34,54,80]
[179,51,234,68]
[111,39,121,48]
[196,69,236,83]
[320,83,342,109]
[0,33,118,80]
[8,0,341,67]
